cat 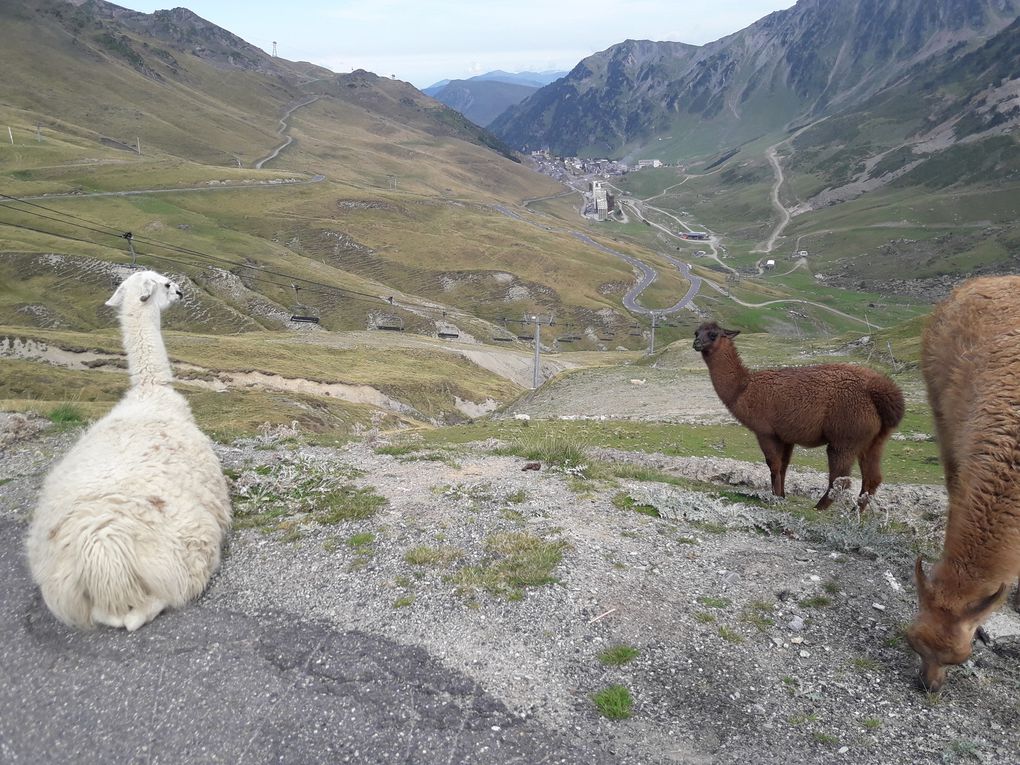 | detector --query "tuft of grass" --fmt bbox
[46,403,85,425]
[697,596,731,609]
[592,685,633,720]
[799,595,832,609]
[375,444,420,456]
[694,611,717,624]
[314,485,387,524]
[452,532,567,600]
[743,602,776,632]
[862,718,882,730]
[718,625,745,644]
[322,537,339,553]
[347,531,375,548]
[280,527,303,544]
[812,732,840,748]
[822,579,841,595]
[611,492,660,517]
[393,596,414,609]
[599,645,640,666]
[506,489,527,504]
[851,656,883,673]
[494,432,589,471]
[404,545,463,567]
